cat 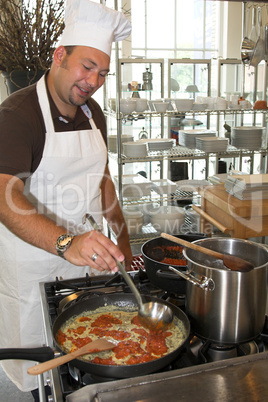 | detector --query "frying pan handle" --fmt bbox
[0,347,54,362]
[168,266,215,291]
[191,205,230,234]
[156,269,186,280]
